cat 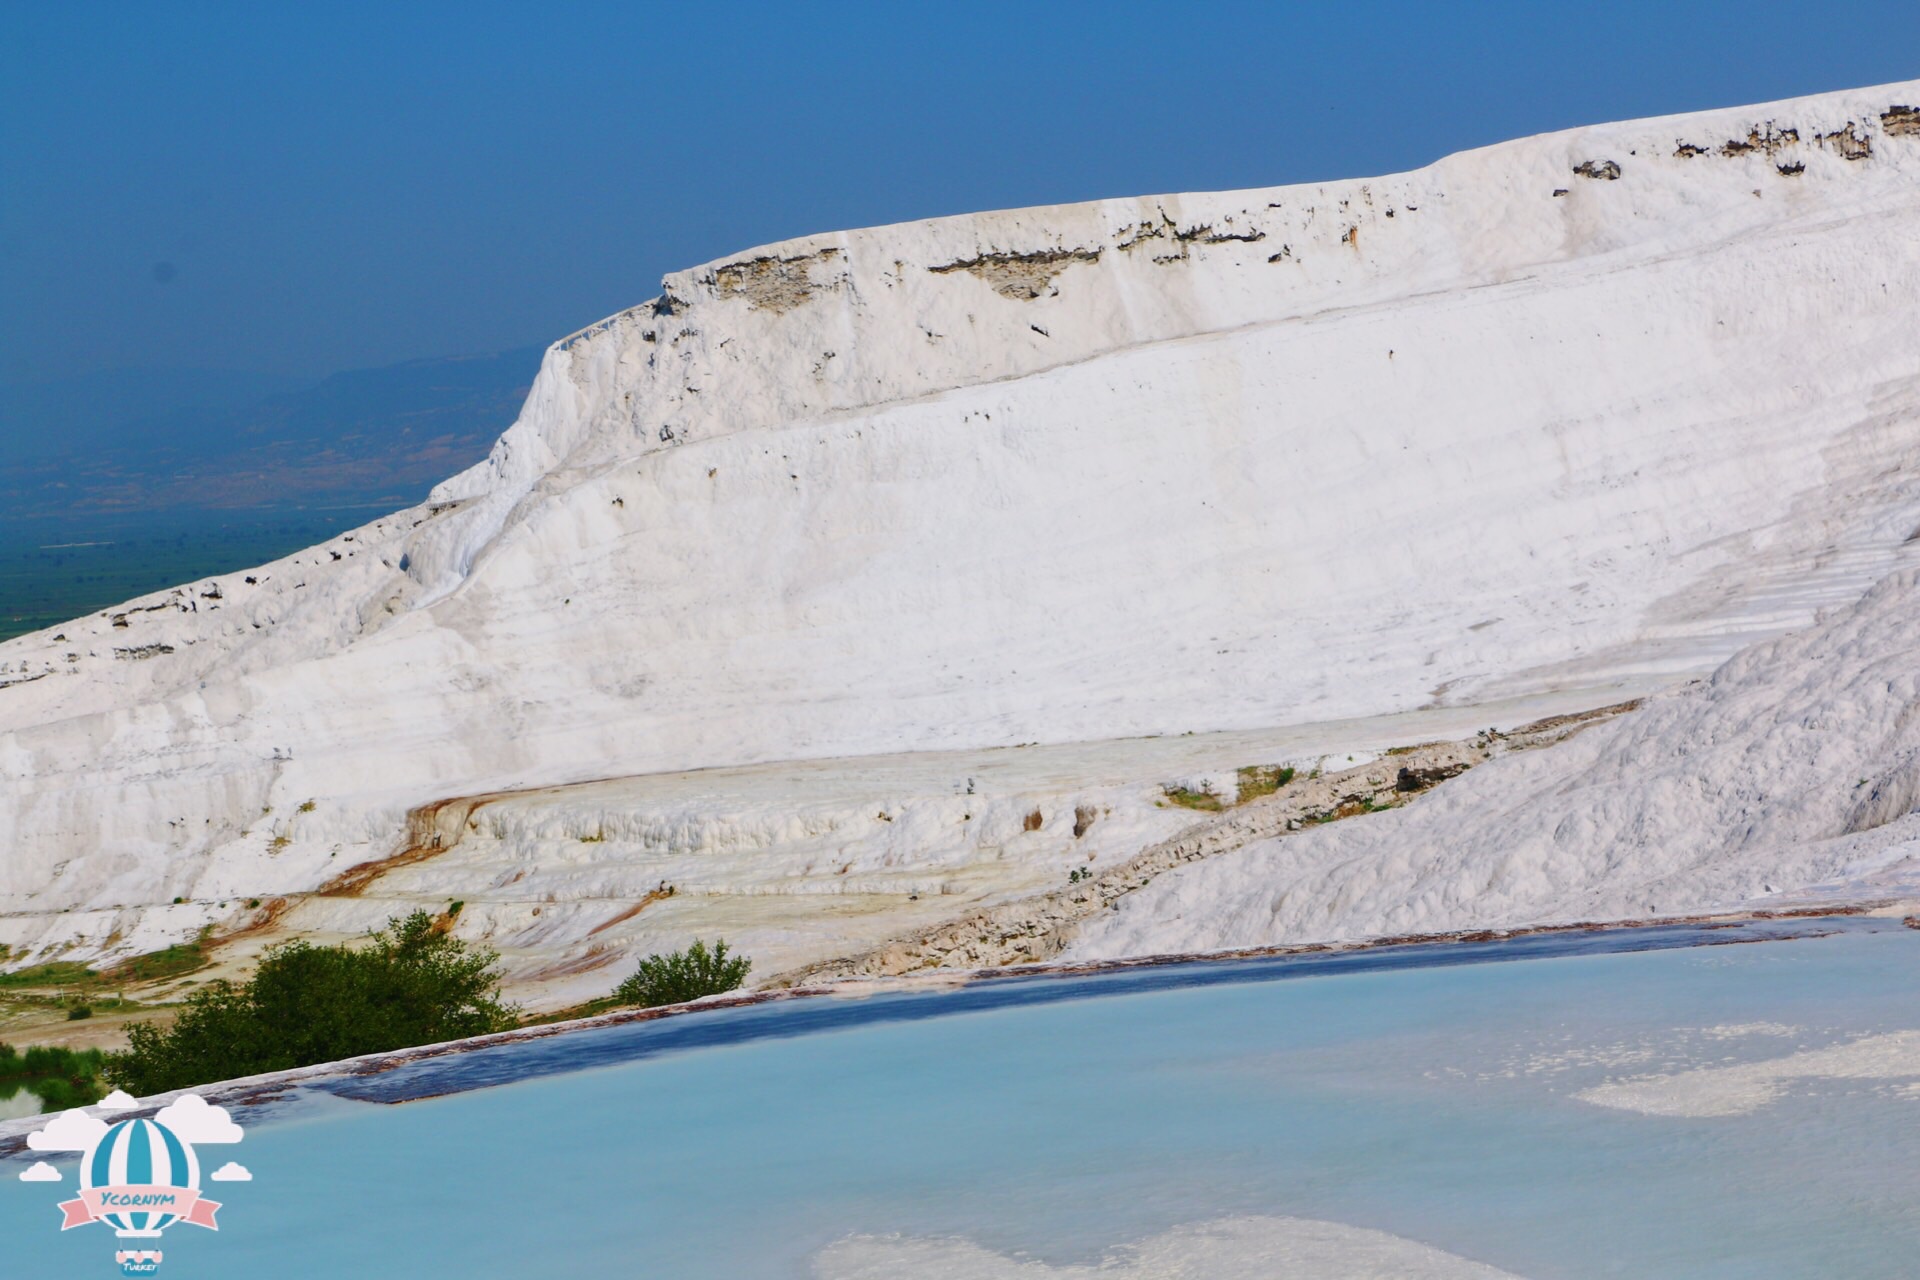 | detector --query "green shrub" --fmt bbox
[0,1042,107,1111]
[613,939,750,1009]
[1235,765,1297,804]
[1161,785,1224,812]
[66,1004,92,1021]
[105,911,517,1096]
